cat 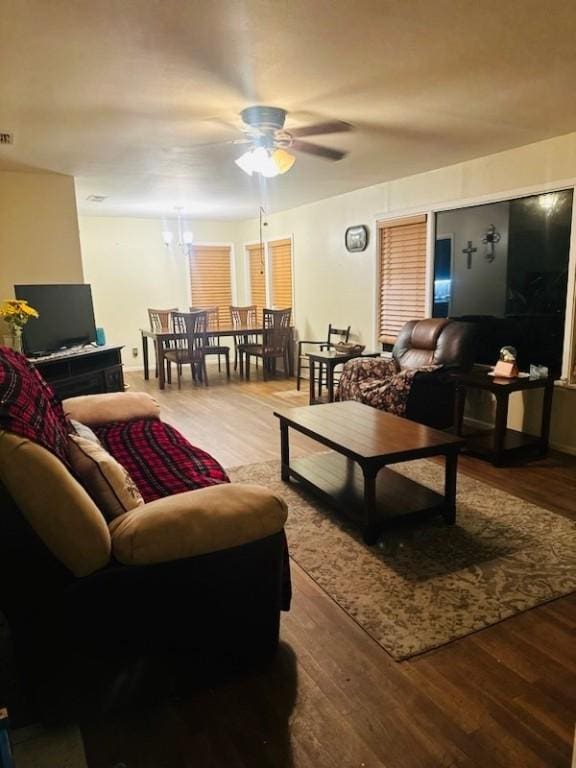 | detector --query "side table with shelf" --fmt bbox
[453,368,554,466]
[307,349,381,405]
